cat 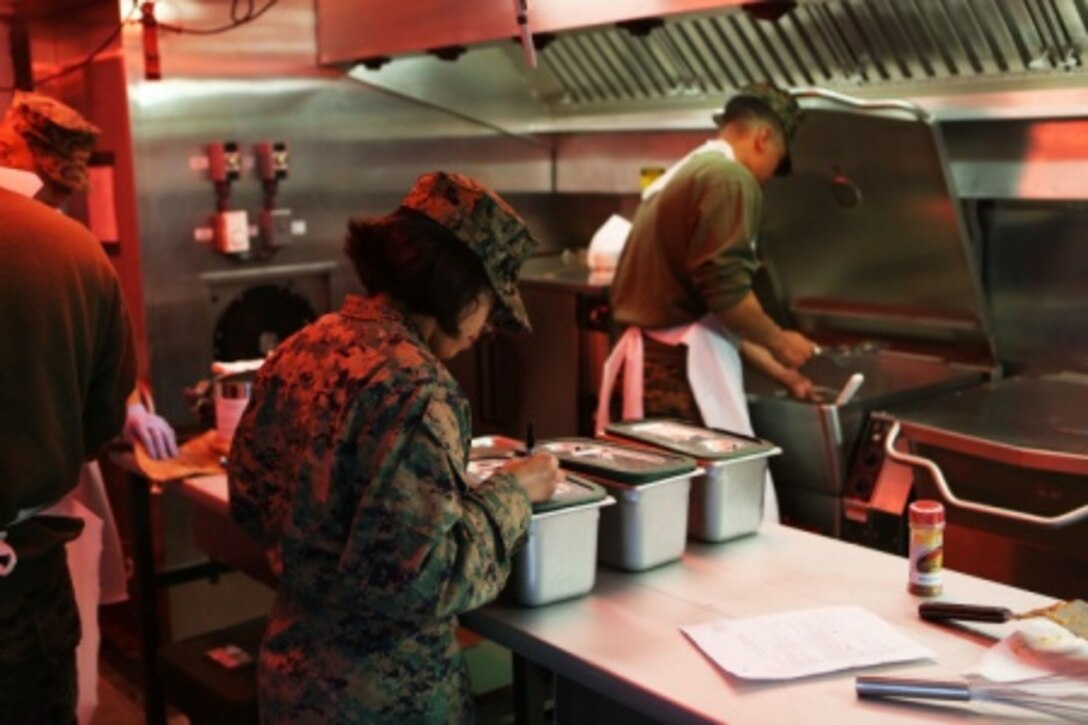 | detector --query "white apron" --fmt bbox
[595,318,779,522]
[69,462,130,724]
